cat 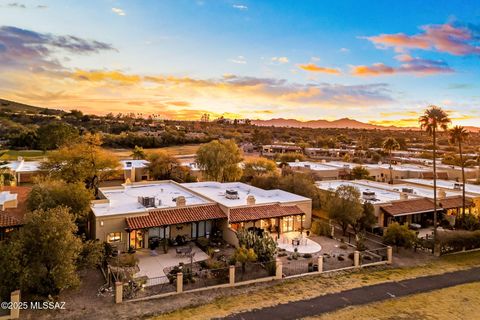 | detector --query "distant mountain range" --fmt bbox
[1,98,479,132]
[251,118,416,130]
[252,118,480,132]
